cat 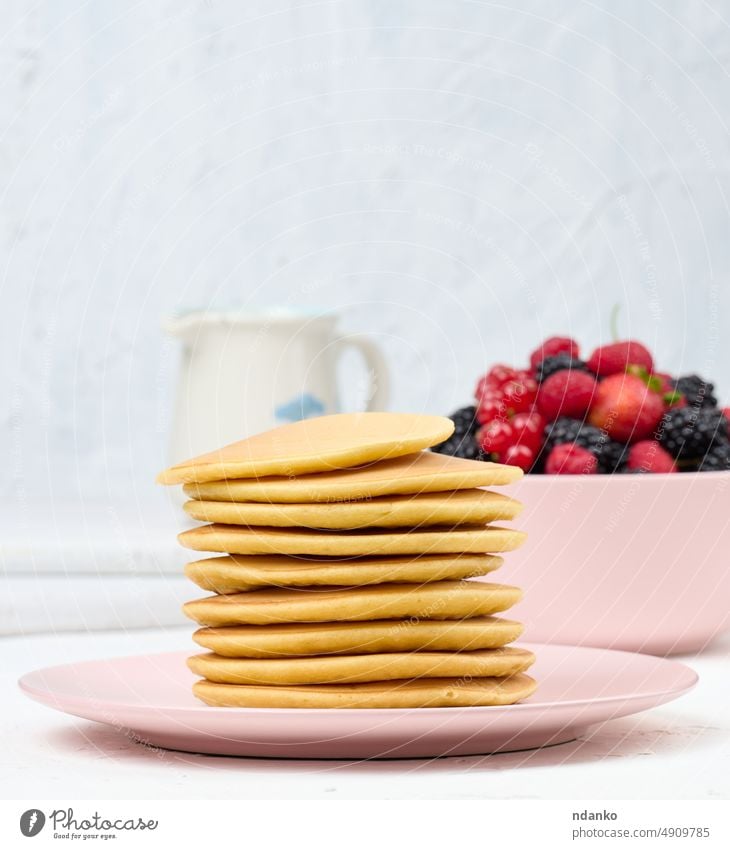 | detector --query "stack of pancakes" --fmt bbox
[157,412,536,708]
